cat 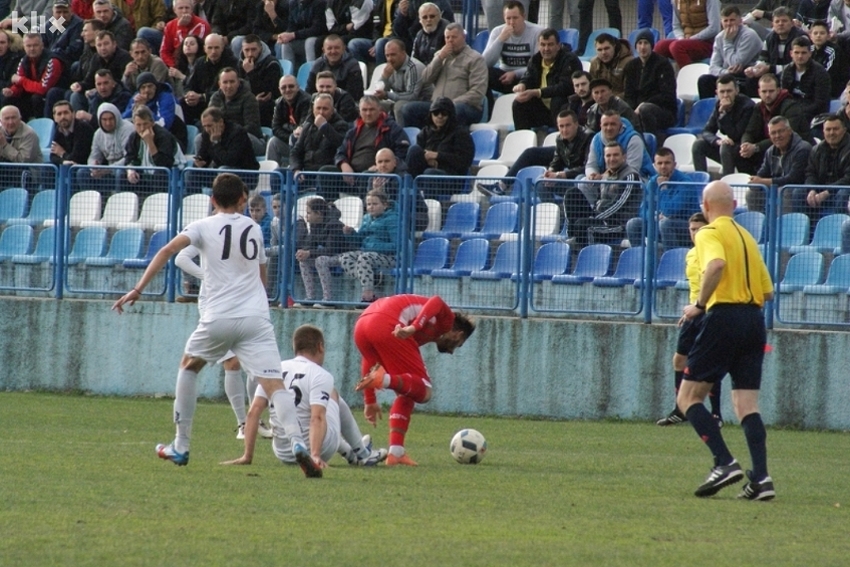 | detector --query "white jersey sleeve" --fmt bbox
[182,212,270,321]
